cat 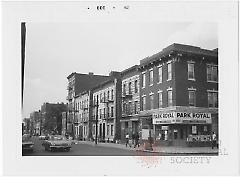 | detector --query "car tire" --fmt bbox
[66,148,70,152]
